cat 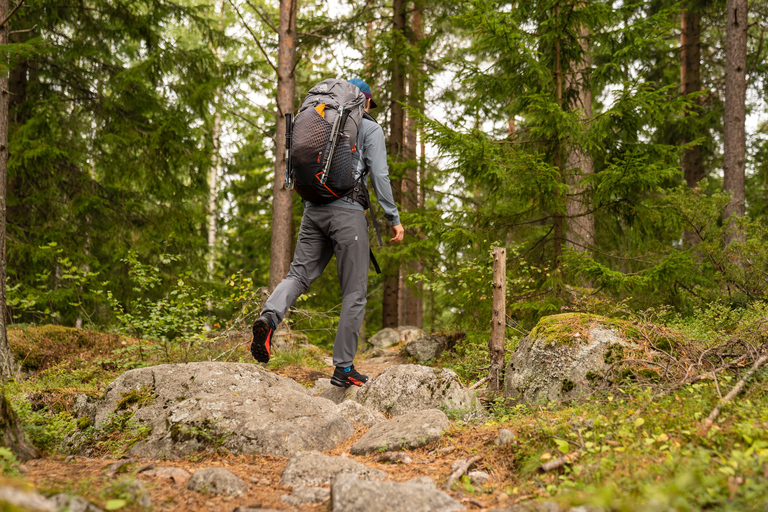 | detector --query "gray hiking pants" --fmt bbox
[261,207,369,368]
